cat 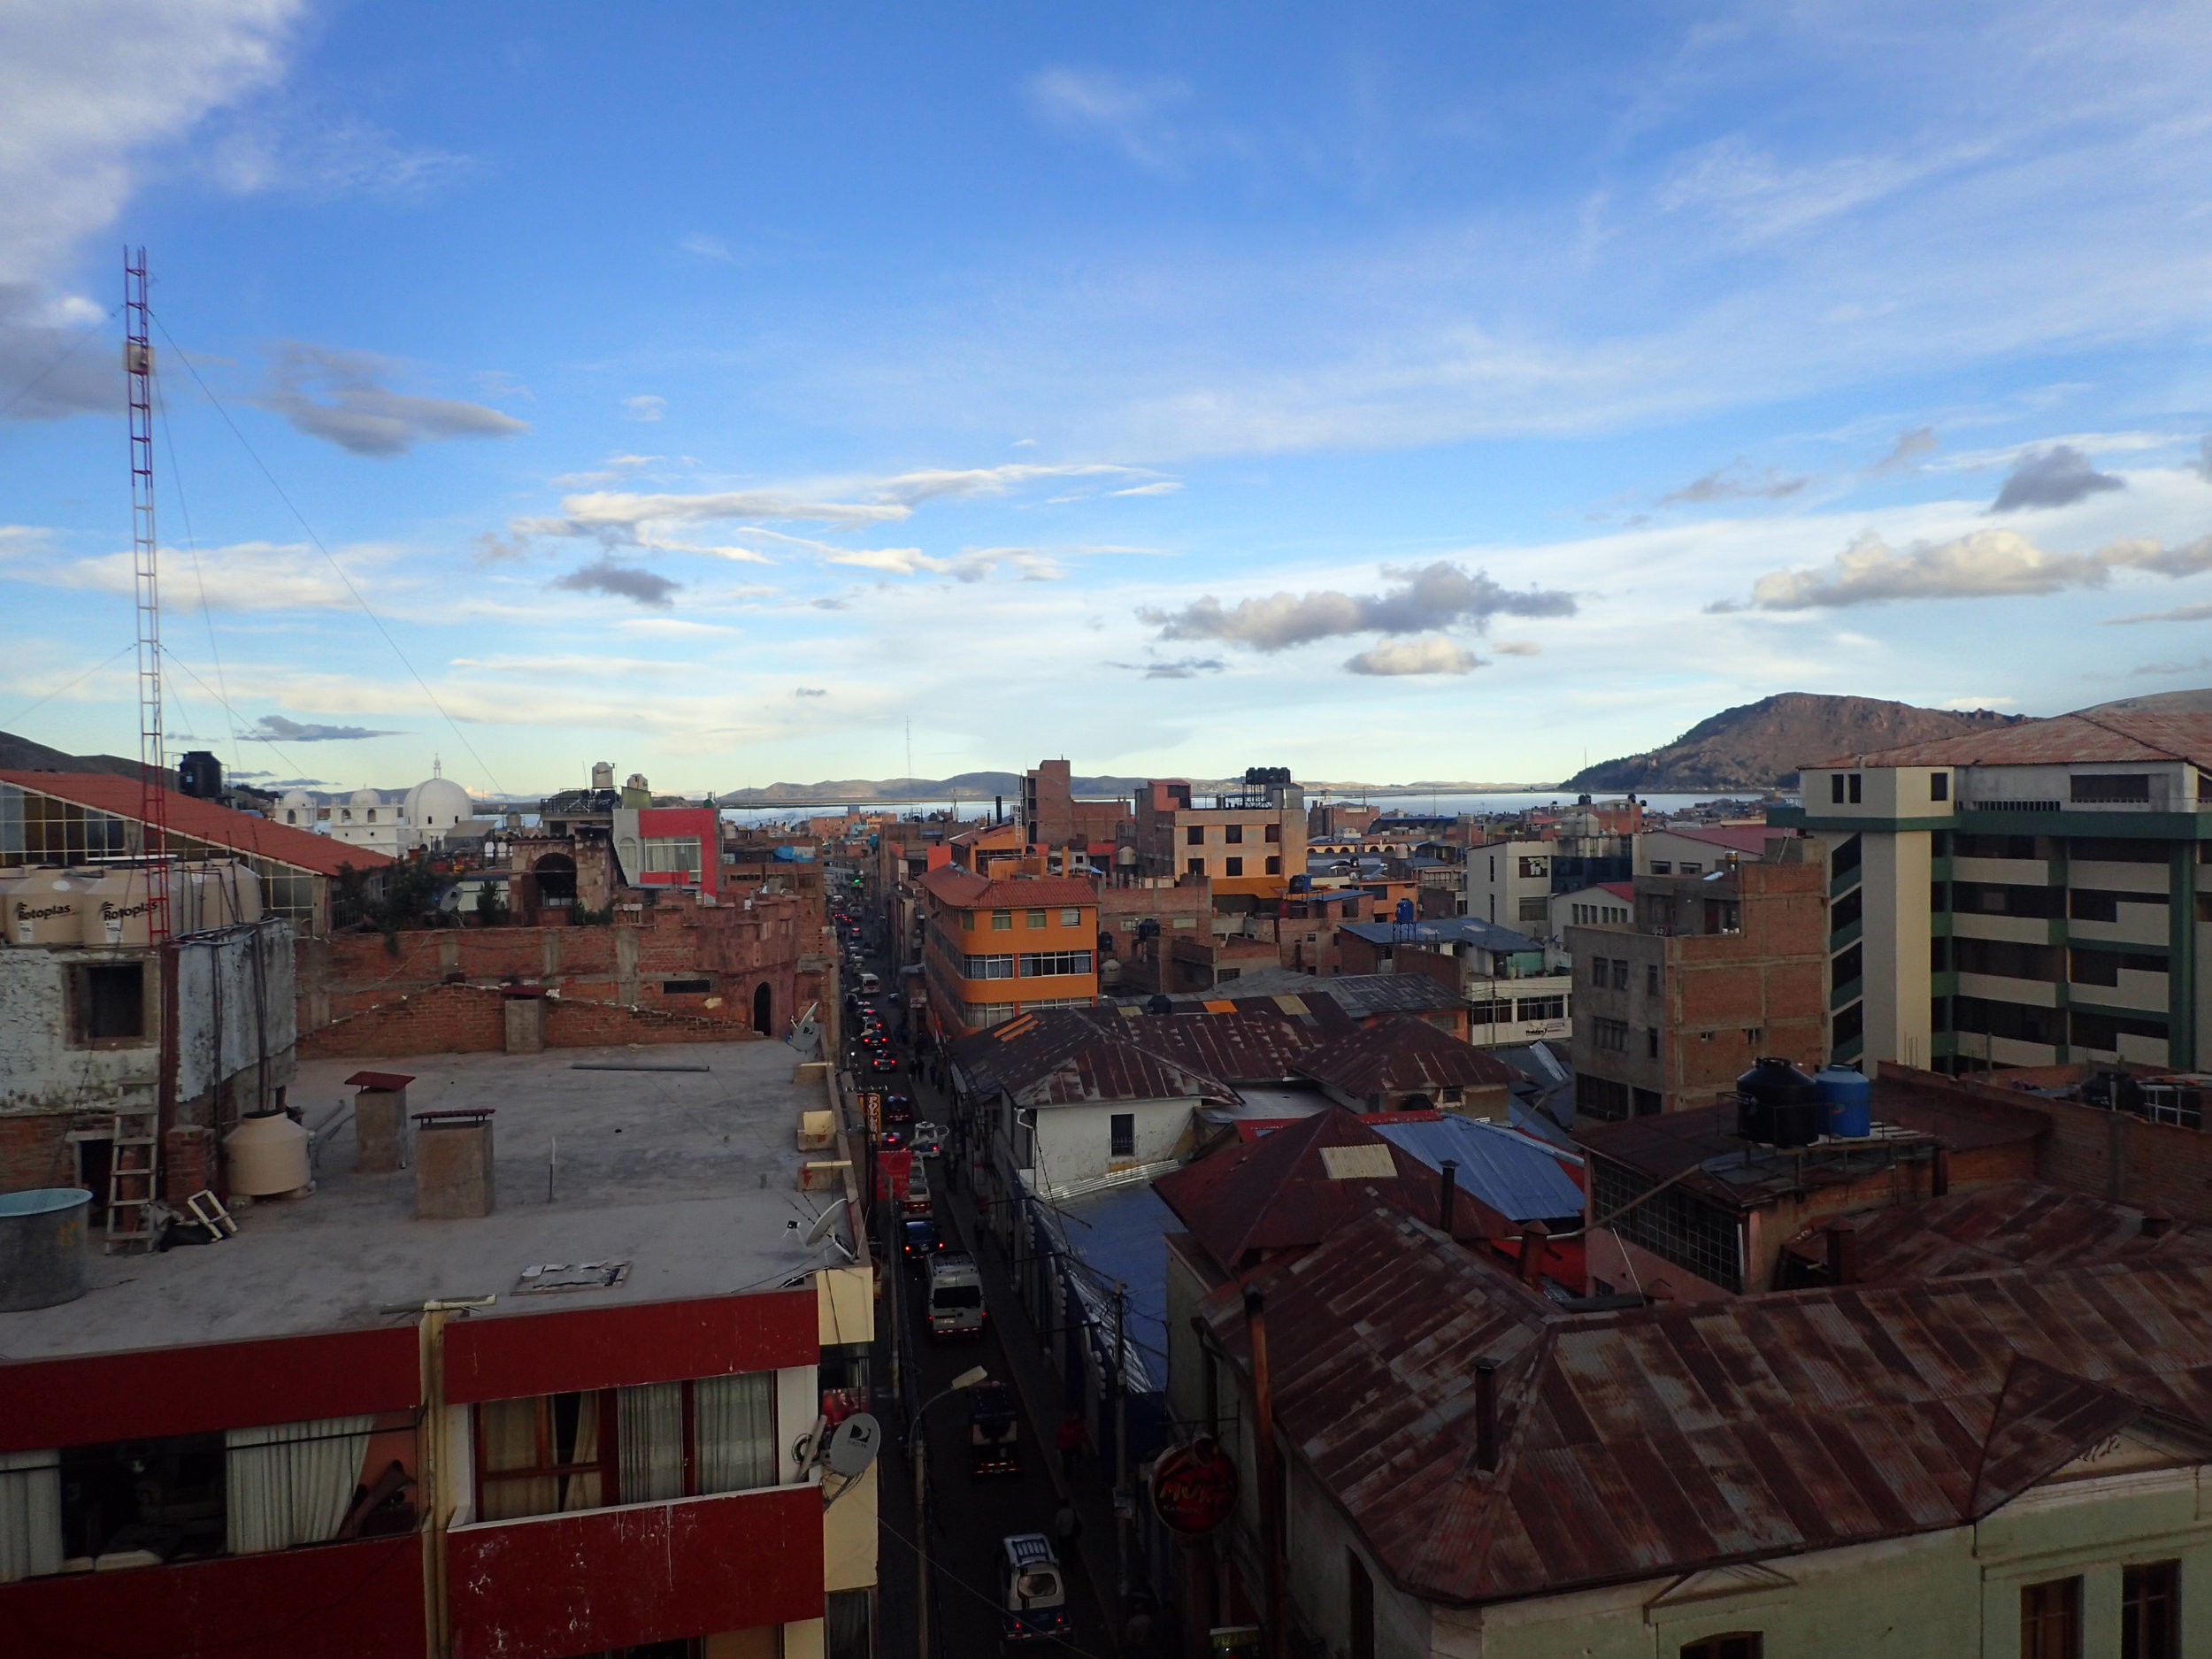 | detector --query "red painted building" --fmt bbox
[0,1038,876,1659]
